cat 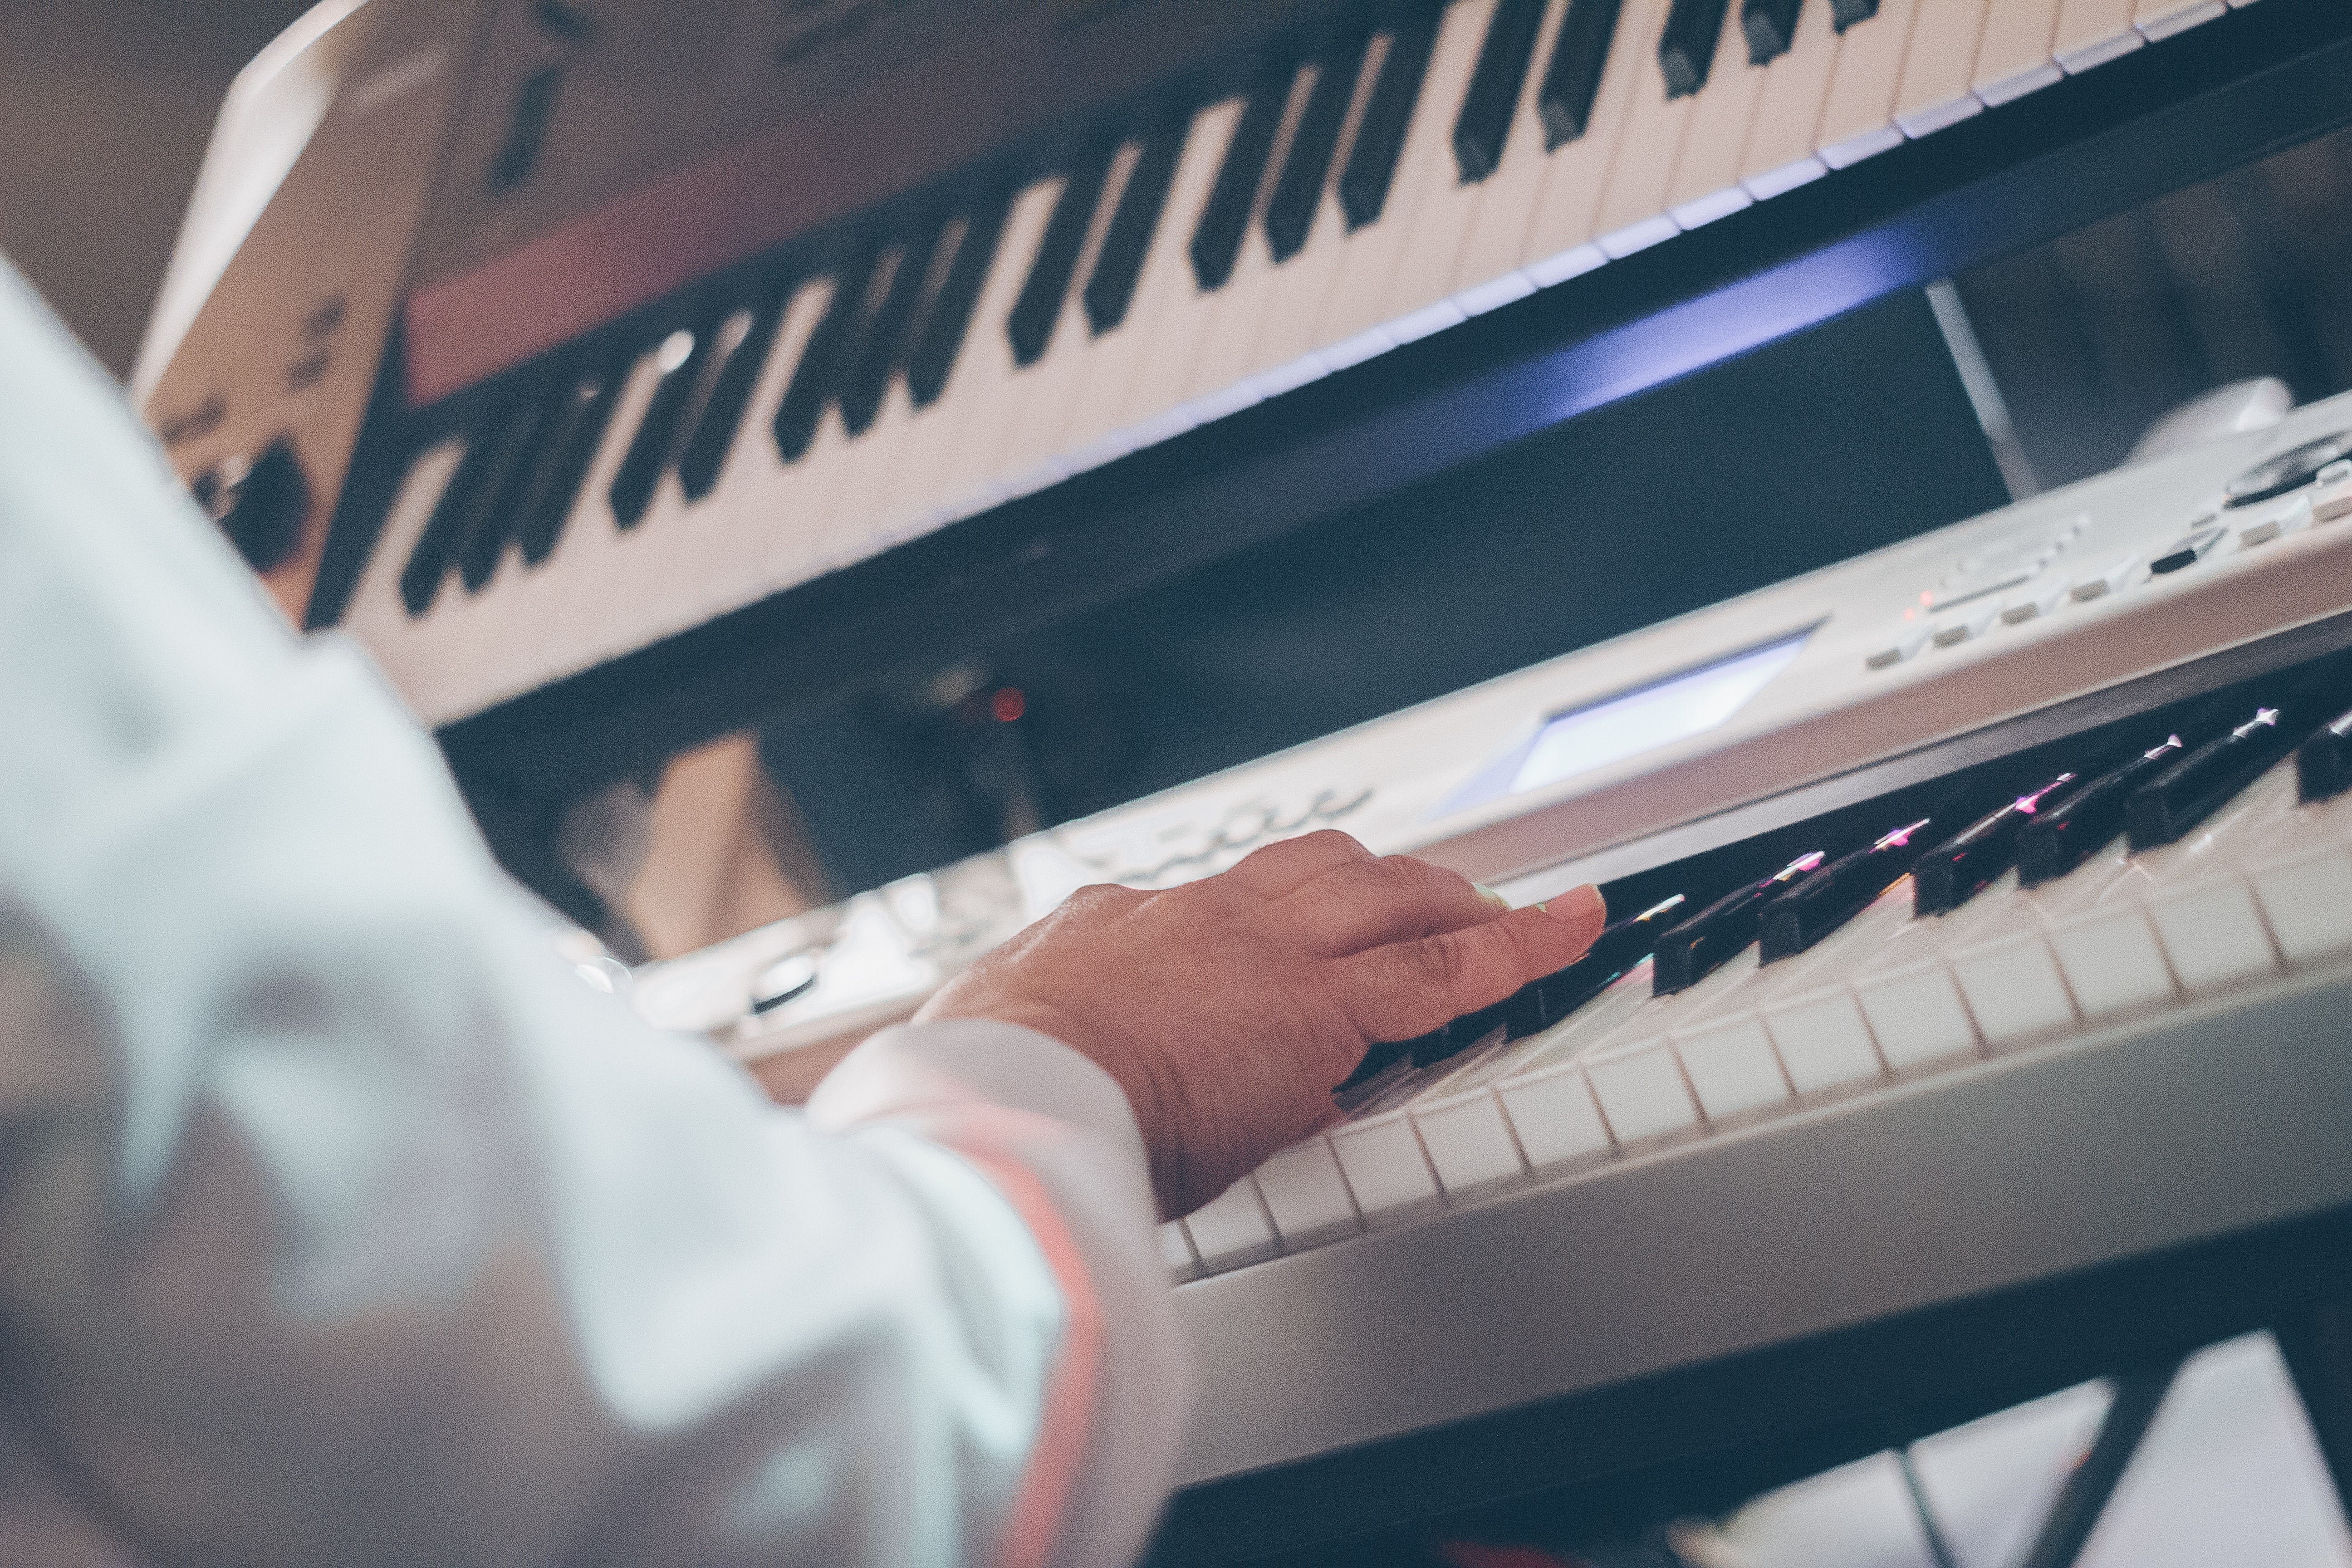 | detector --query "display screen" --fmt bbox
[1439,630,1813,817]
